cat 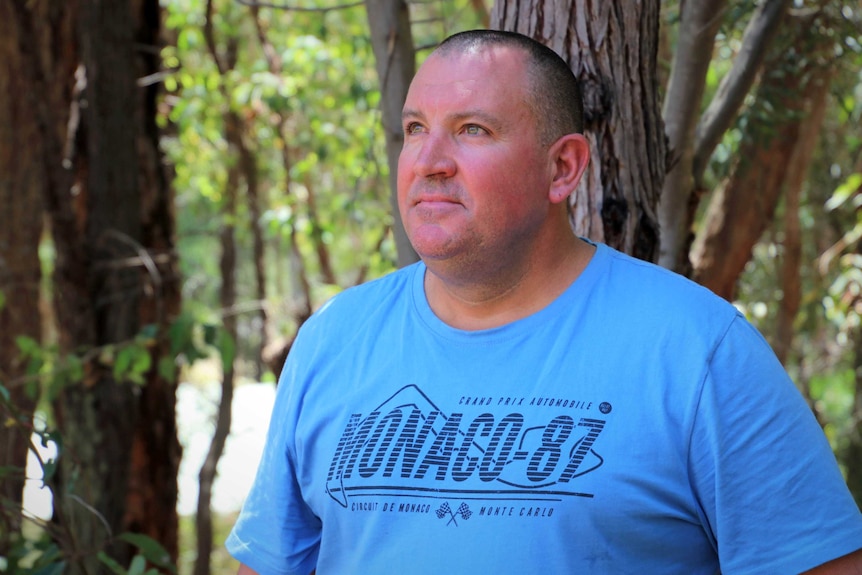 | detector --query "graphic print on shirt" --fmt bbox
[325,384,610,526]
